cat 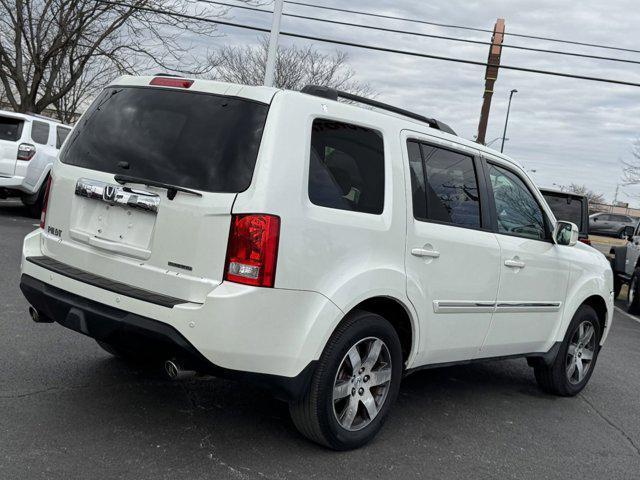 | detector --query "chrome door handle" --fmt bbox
[504,259,526,268]
[411,248,441,258]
